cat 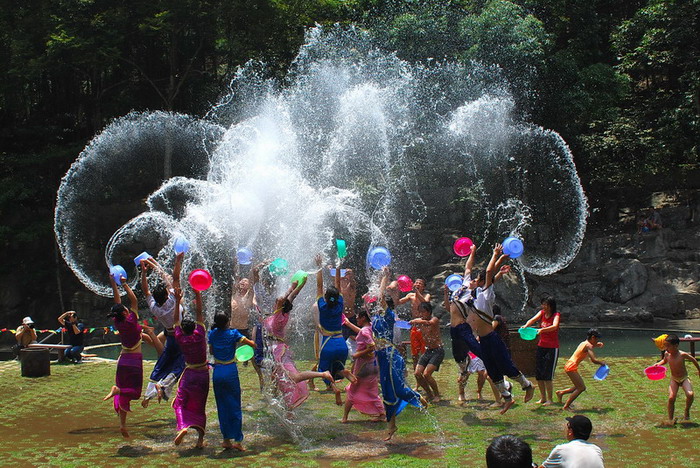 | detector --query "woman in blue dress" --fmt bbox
[372,268,427,441]
[314,254,356,391]
[208,312,256,451]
